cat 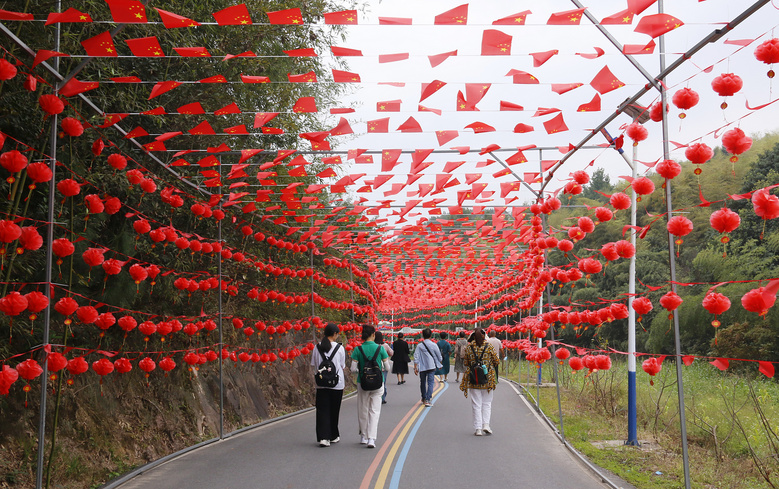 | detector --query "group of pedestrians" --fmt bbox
[310,323,502,448]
